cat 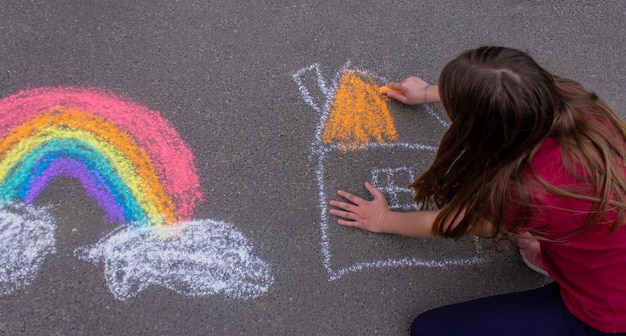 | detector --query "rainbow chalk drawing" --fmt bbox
[293,61,487,281]
[0,87,273,300]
